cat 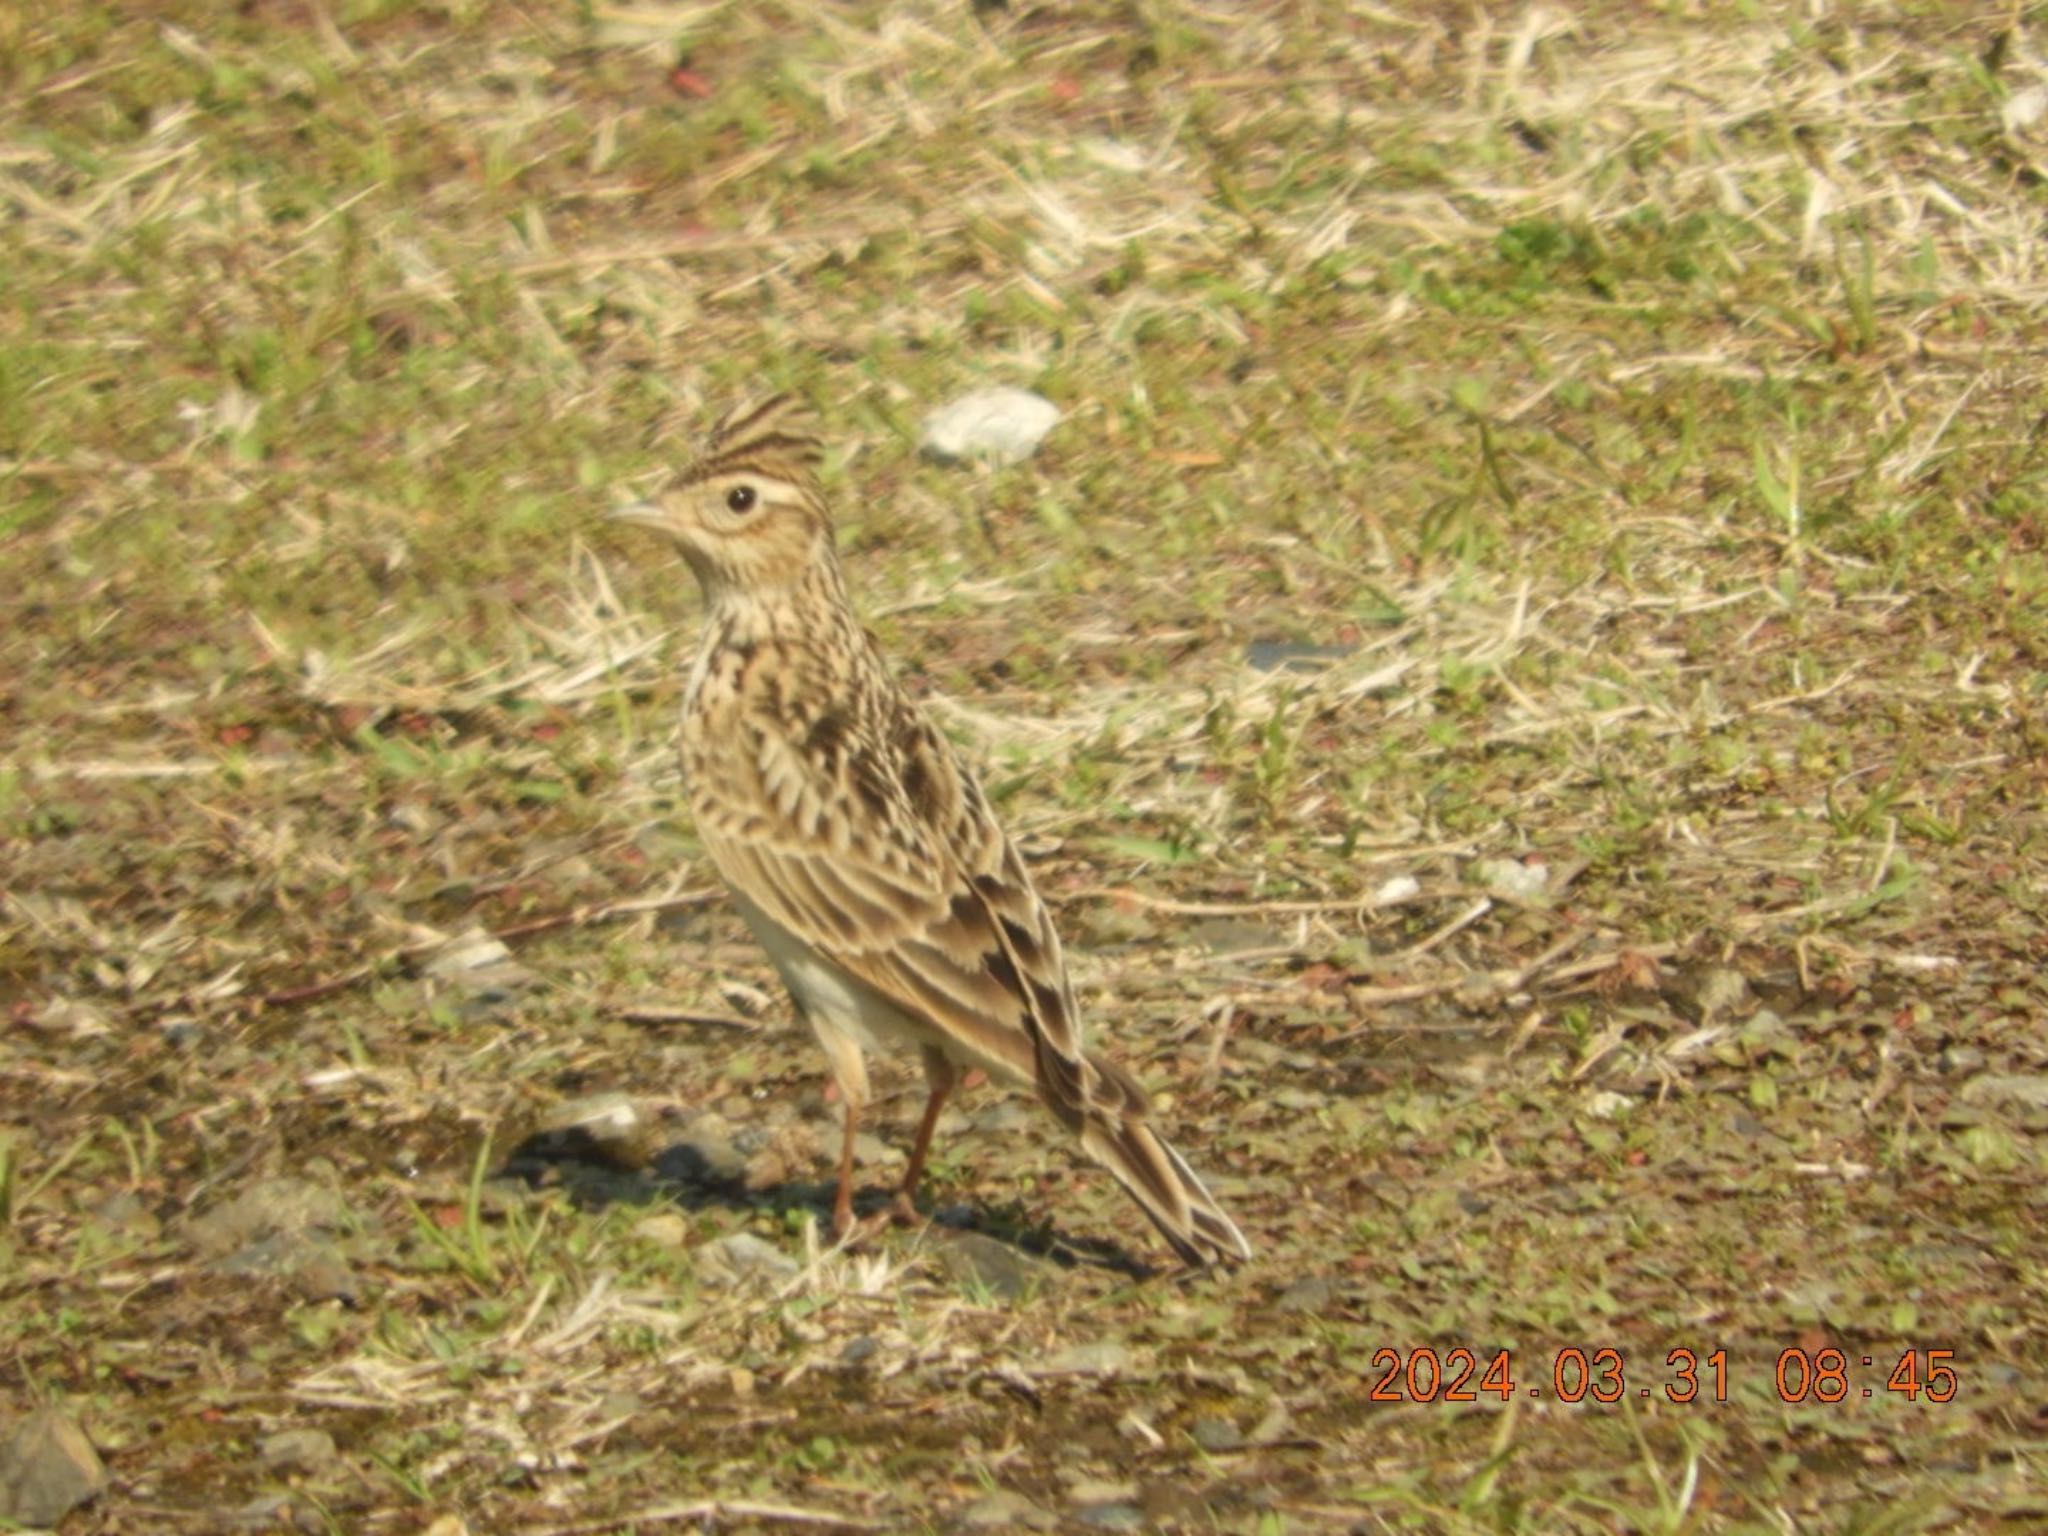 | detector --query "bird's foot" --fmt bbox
[887,1190,925,1229]
[831,1195,861,1246]
[827,1193,926,1248]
